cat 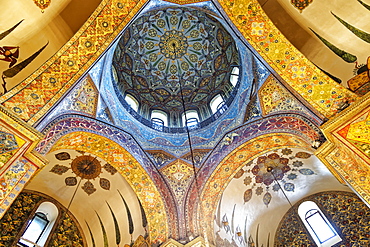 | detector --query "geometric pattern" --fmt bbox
[0,131,18,155]
[146,150,176,168]
[47,131,169,244]
[0,0,354,127]
[160,159,197,206]
[276,191,370,246]
[190,133,313,238]
[335,105,370,163]
[49,152,115,195]
[1,0,147,124]
[61,75,98,117]
[113,6,239,117]
[218,0,356,118]
[0,131,19,169]
[181,149,211,167]
[259,75,314,119]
